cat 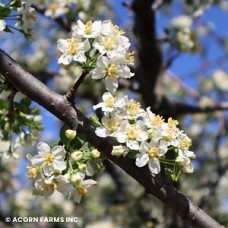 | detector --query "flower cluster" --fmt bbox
[165,15,194,51]
[26,130,102,203]
[0,0,37,38]
[35,0,91,19]
[94,92,195,177]
[57,20,134,91]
